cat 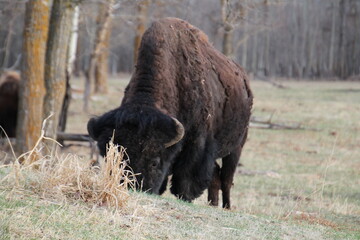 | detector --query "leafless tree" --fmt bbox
[84,0,115,112]
[43,0,76,153]
[1,0,360,81]
[16,0,50,161]
[133,0,149,64]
